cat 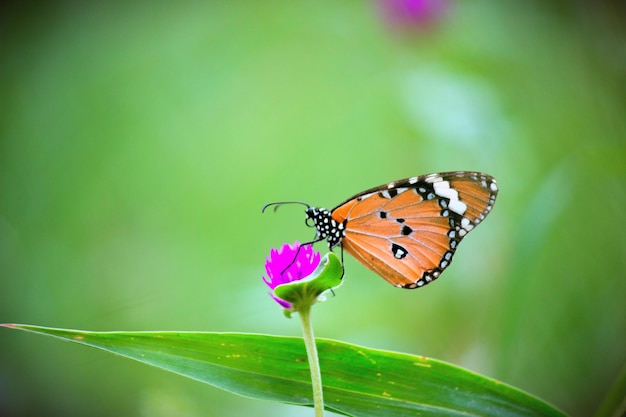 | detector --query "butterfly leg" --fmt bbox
[326,245,345,298]
[339,244,345,280]
[280,237,324,275]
